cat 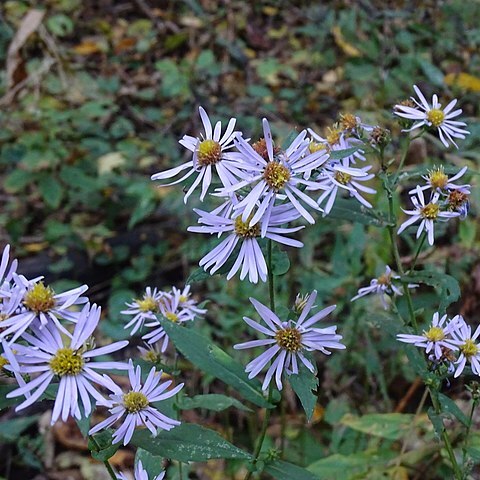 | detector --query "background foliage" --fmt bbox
[1,0,480,479]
